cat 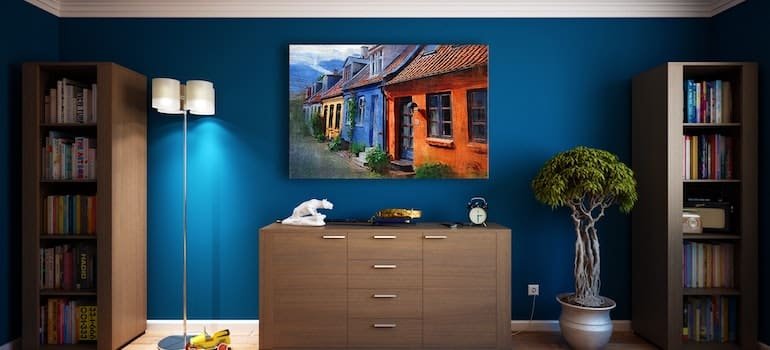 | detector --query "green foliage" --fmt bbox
[365,148,390,174]
[346,97,357,142]
[350,142,367,155]
[311,110,325,142]
[328,136,342,151]
[531,146,637,213]
[415,162,455,179]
